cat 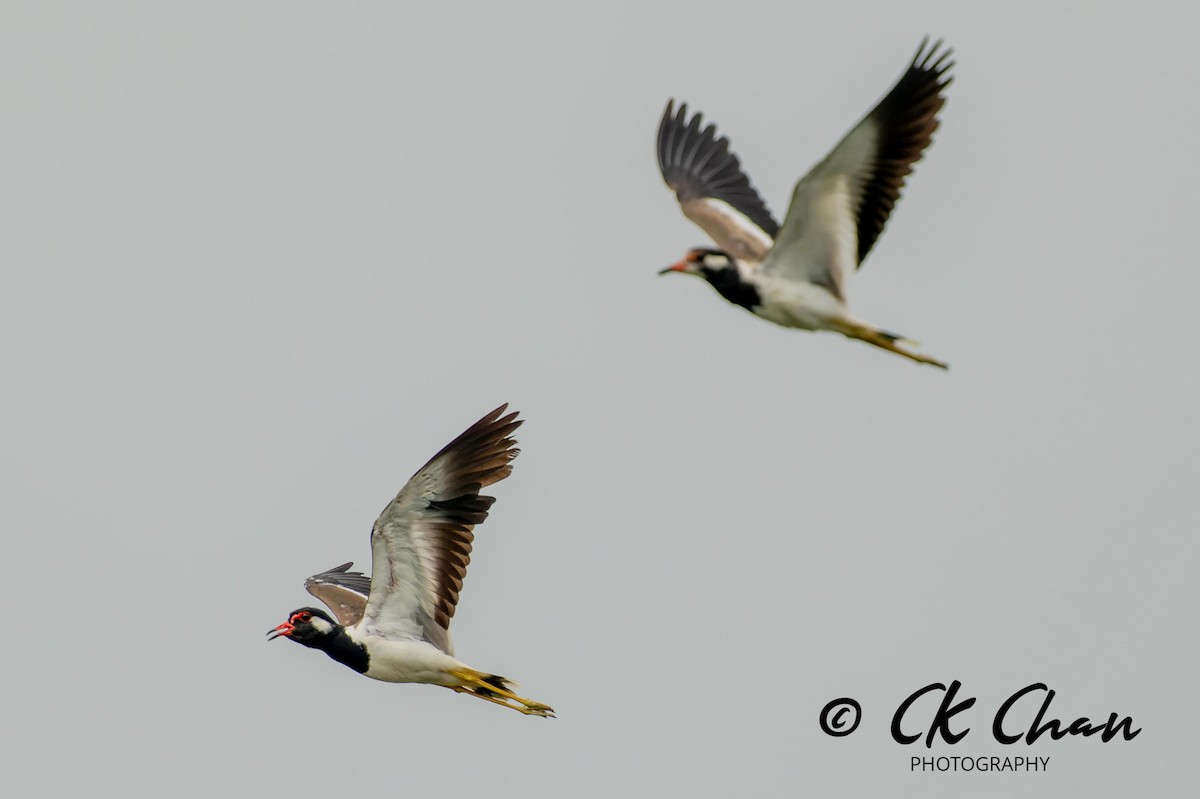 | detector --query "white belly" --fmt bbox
[753,276,846,331]
[357,635,465,685]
